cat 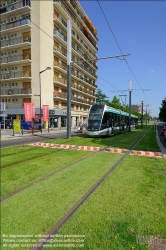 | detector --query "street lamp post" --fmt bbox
[35,67,51,133]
